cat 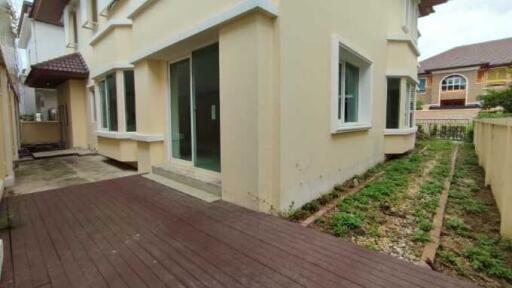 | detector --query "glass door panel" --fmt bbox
[192,44,221,172]
[170,59,192,161]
